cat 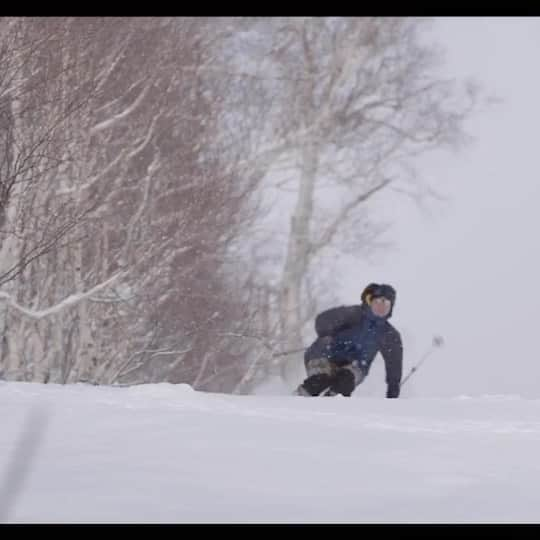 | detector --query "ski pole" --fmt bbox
[400,335,444,388]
